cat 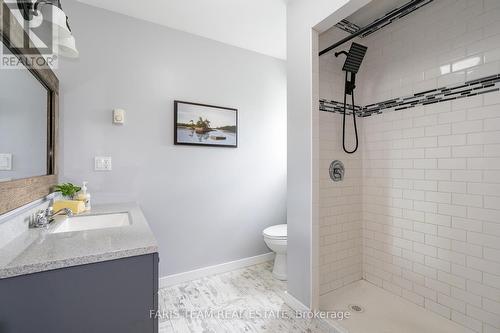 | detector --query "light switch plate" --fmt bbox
[113,109,125,124]
[0,153,12,171]
[94,156,112,171]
